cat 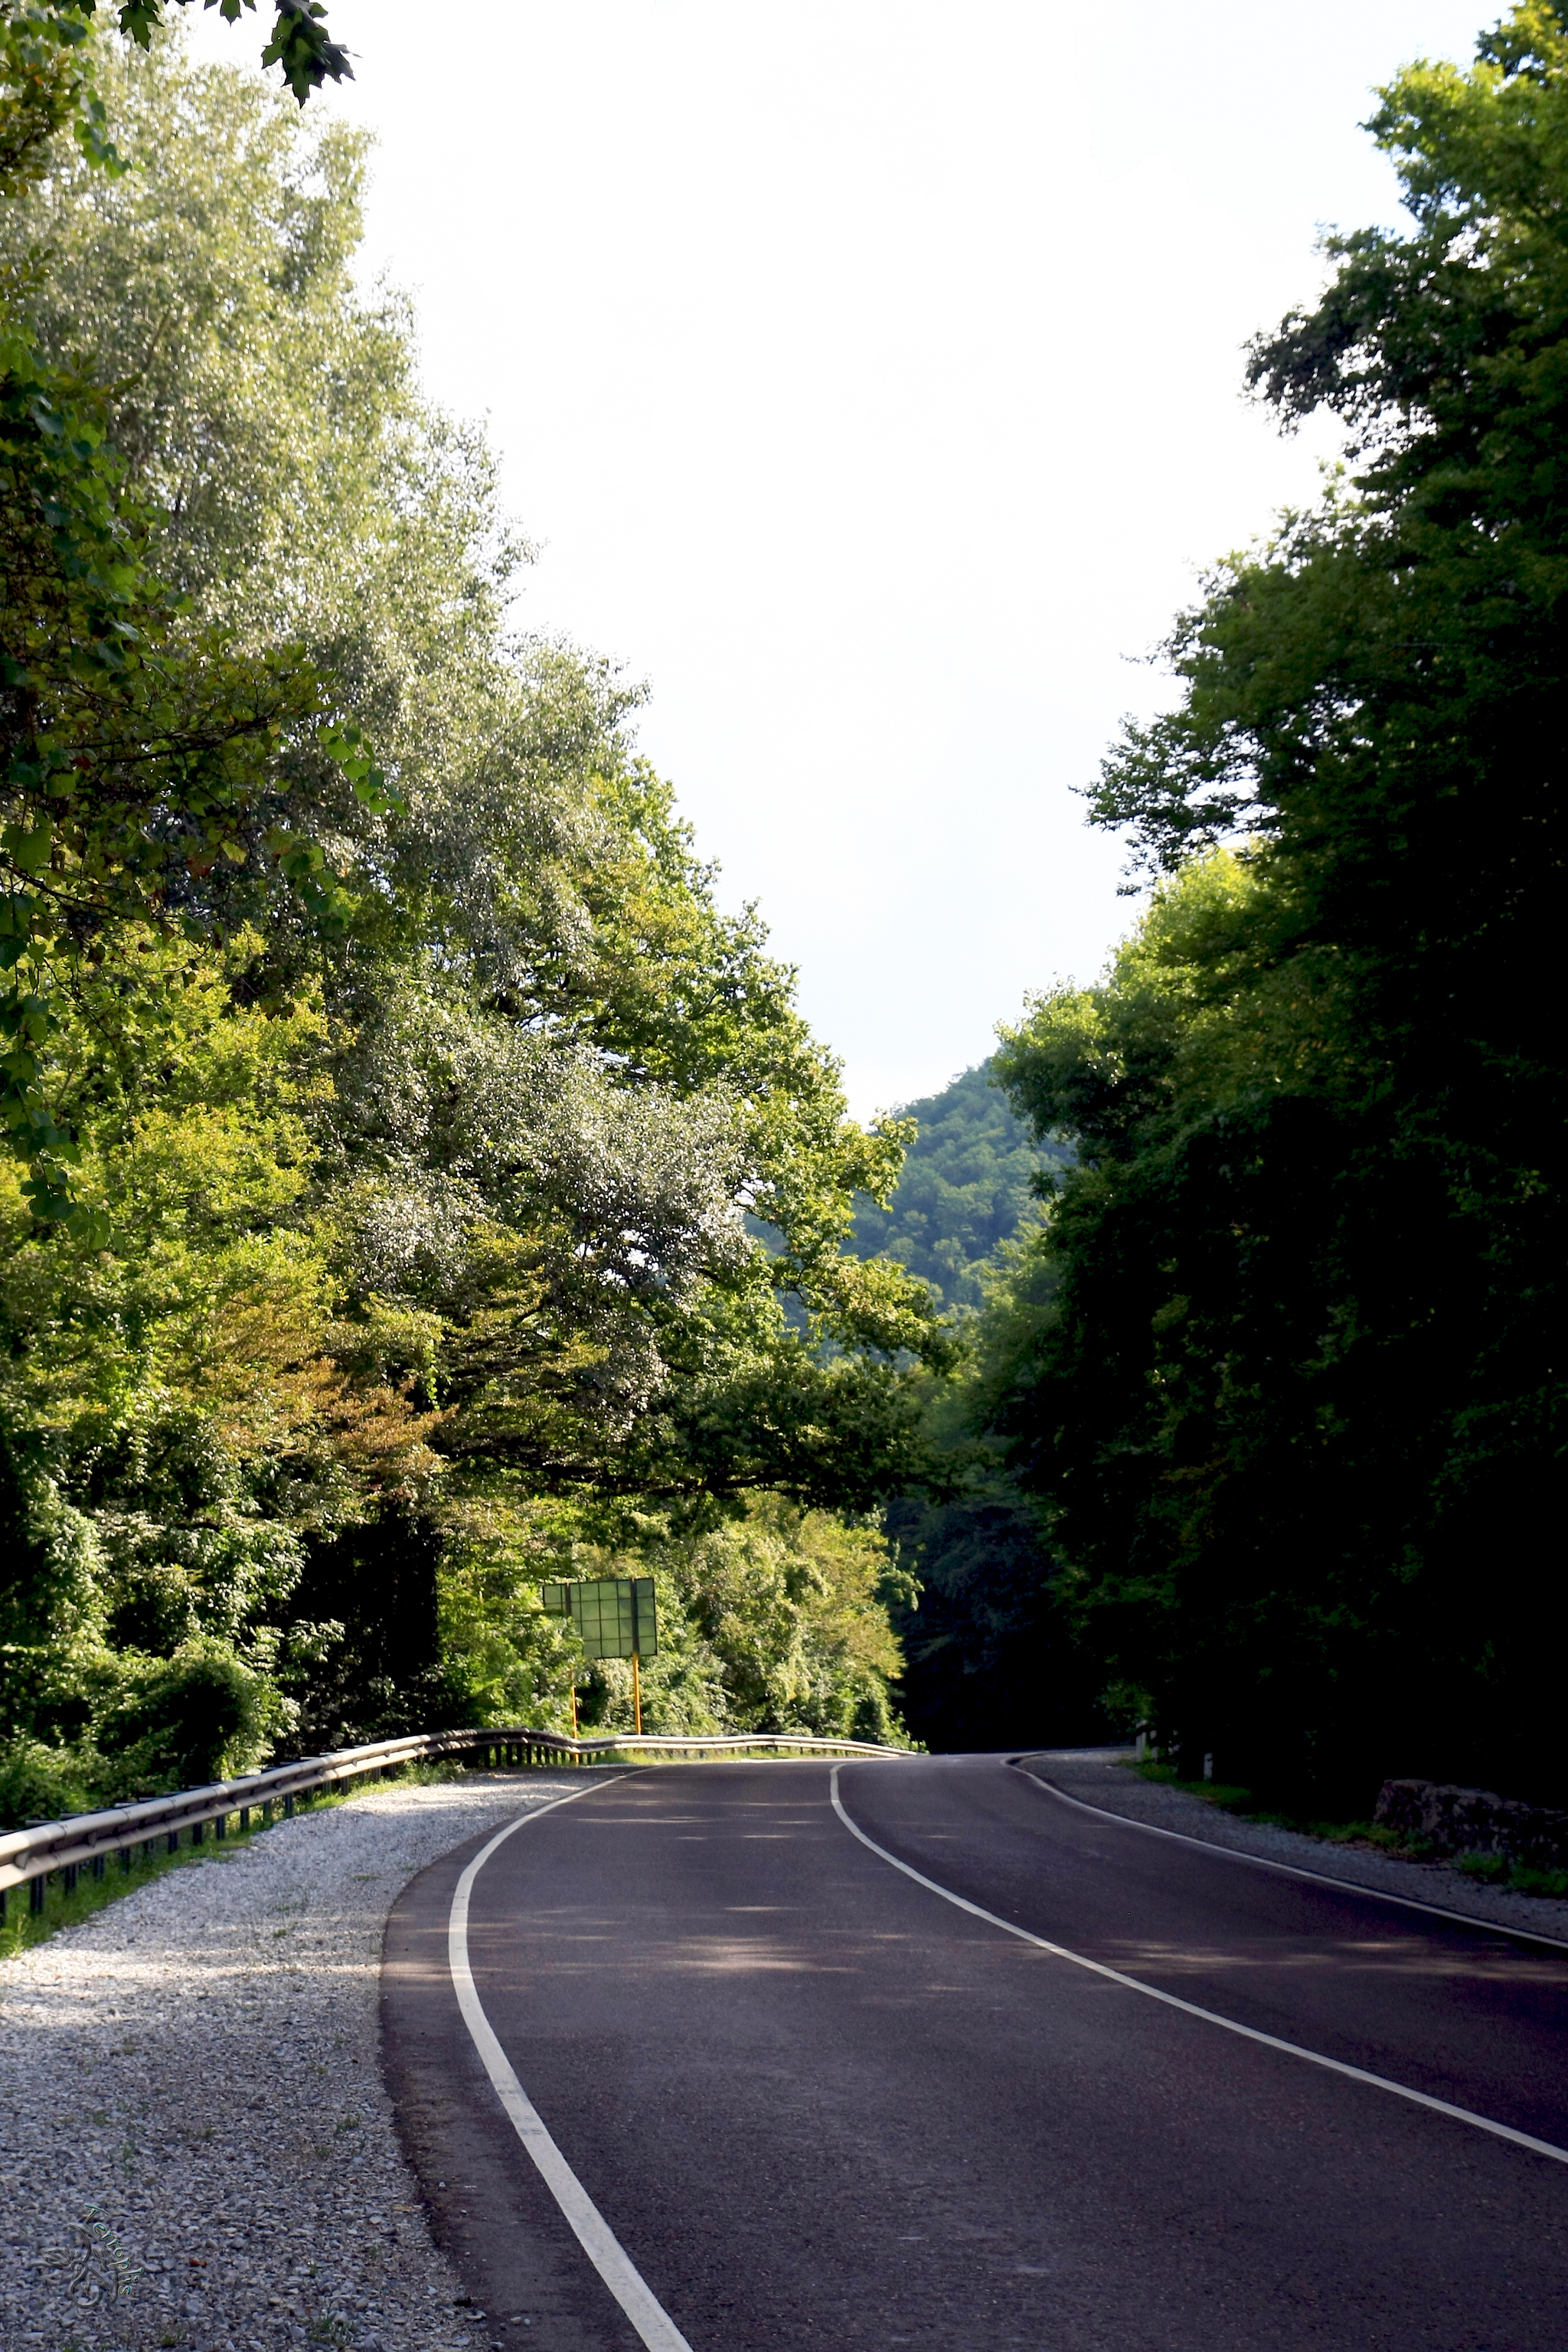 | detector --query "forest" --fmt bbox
[0,7,944,1824]
[3,1,1566,1823]
[903,0,1568,1811]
